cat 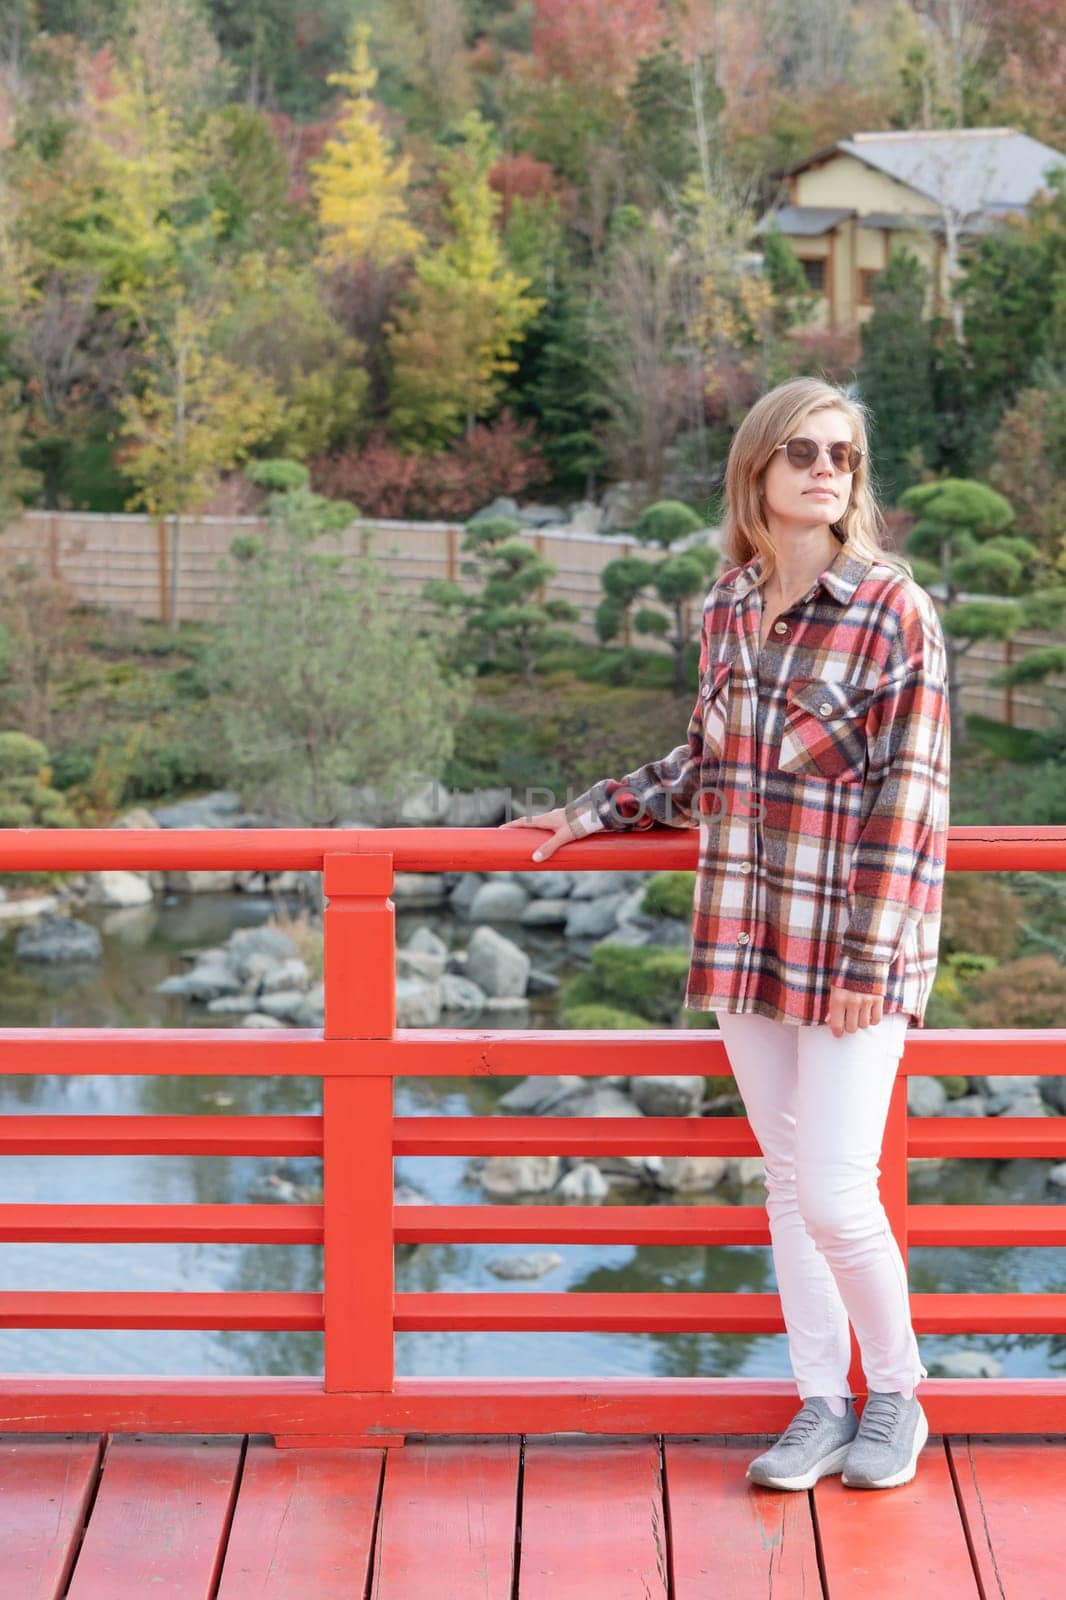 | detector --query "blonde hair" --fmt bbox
[720,376,911,593]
